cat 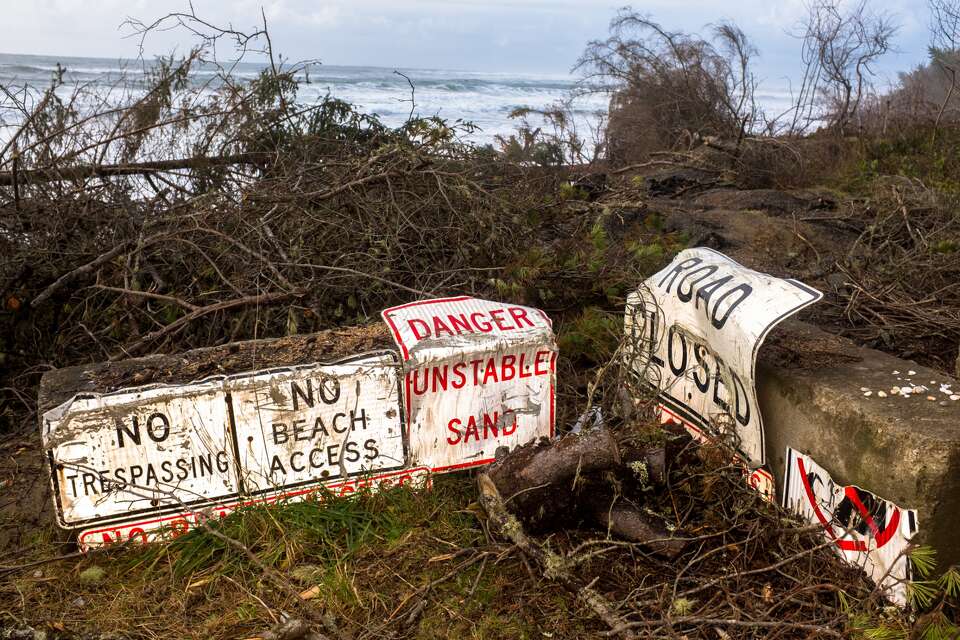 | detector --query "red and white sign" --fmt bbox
[784,448,918,606]
[382,296,556,473]
[77,467,431,551]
